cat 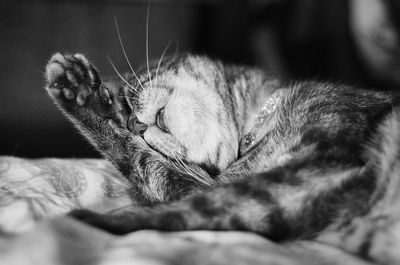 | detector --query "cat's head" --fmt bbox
[123,55,239,177]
